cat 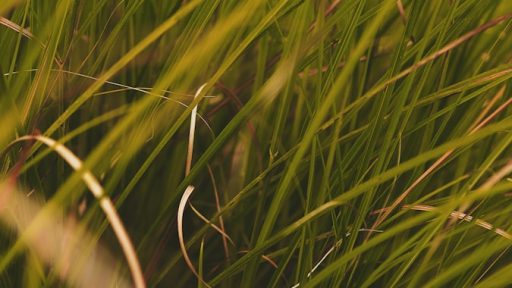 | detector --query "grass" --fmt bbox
[1,0,512,287]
